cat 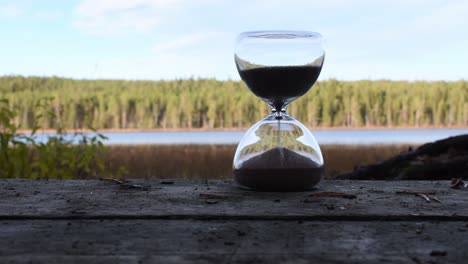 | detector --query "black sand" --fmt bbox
[234,147,323,191]
[239,66,321,111]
